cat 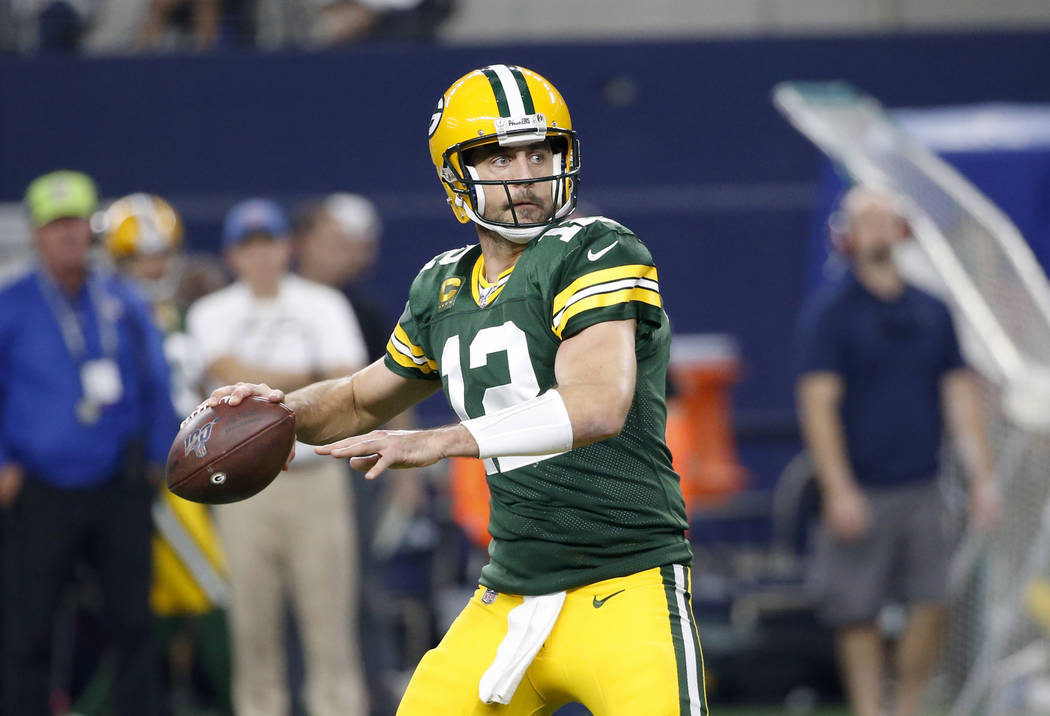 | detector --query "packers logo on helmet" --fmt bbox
[103,193,184,259]
[428,64,581,243]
